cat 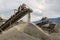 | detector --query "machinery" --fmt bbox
[36,17,56,33]
[0,4,33,33]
